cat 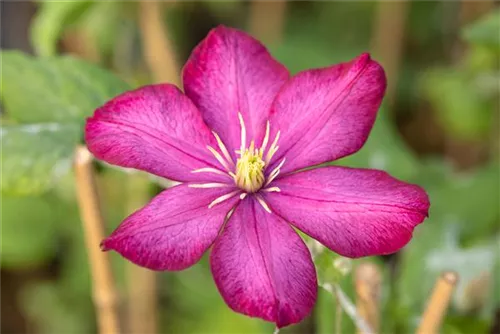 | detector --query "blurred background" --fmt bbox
[1,1,499,333]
